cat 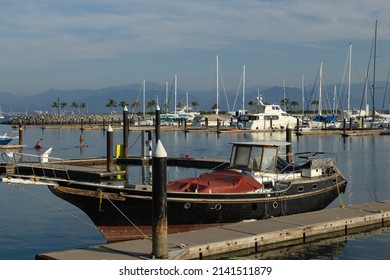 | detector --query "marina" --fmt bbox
[0,122,389,259]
